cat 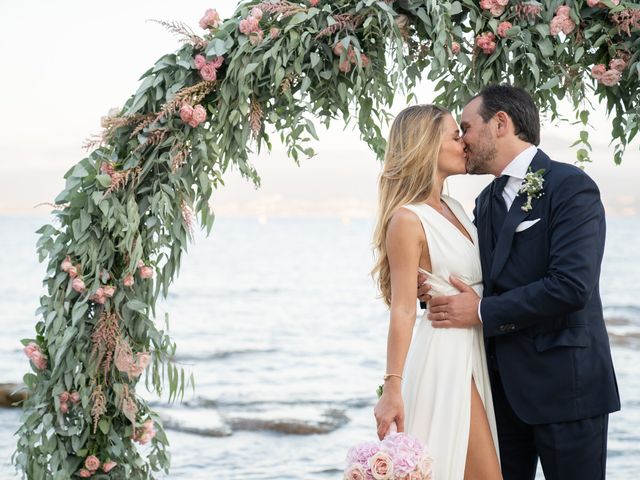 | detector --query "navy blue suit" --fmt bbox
[474,150,620,479]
